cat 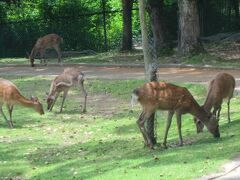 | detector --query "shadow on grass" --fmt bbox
[27,118,240,179]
